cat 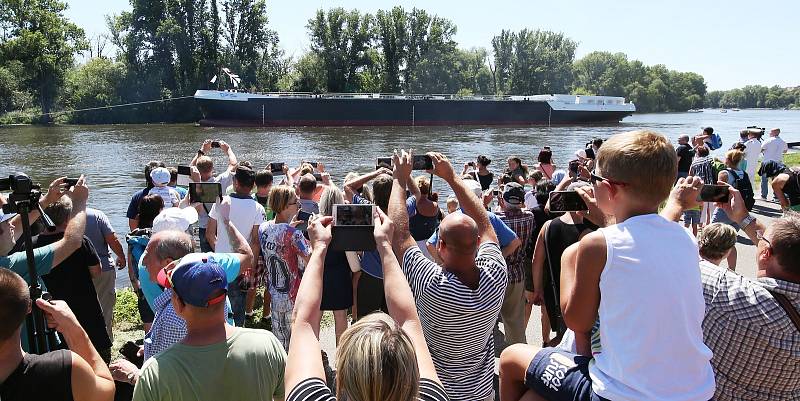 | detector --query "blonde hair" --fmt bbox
[299,163,314,176]
[414,175,431,195]
[268,185,296,214]
[725,149,745,168]
[698,223,737,261]
[196,156,213,174]
[596,130,677,205]
[336,313,420,401]
[319,185,344,217]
